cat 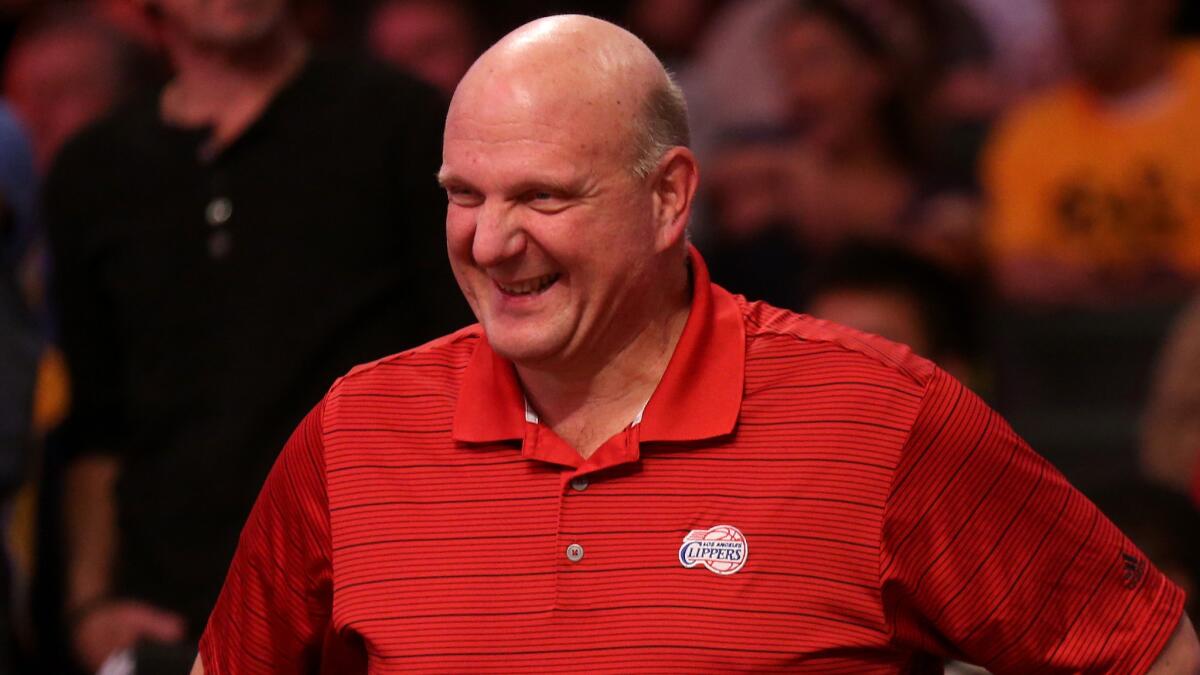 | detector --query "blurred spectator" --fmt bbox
[677,0,791,172]
[770,0,978,253]
[705,0,979,301]
[701,128,810,309]
[0,100,34,283]
[626,0,724,67]
[830,0,998,141]
[982,0,1199,307]
[805,243,982,386]
[957,0,1065,94]
[901,0,1008,181]
[2,3,151,171]
[365,0,479,97]
[0,100,38,674]
[1140,296,1200,499]
[44,0,466,672]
